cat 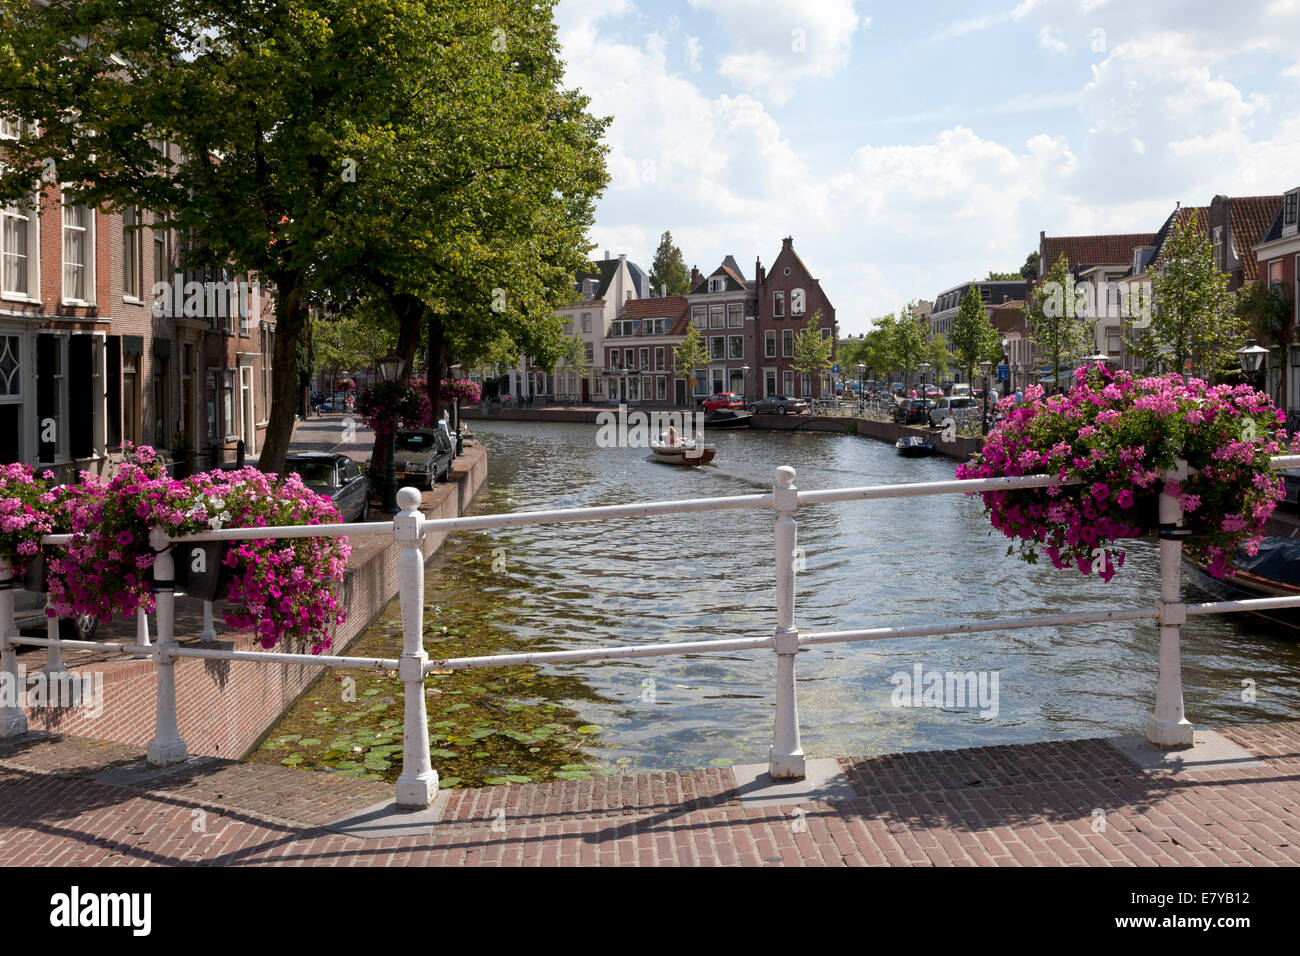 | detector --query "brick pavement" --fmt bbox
[0,721,1297,866]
